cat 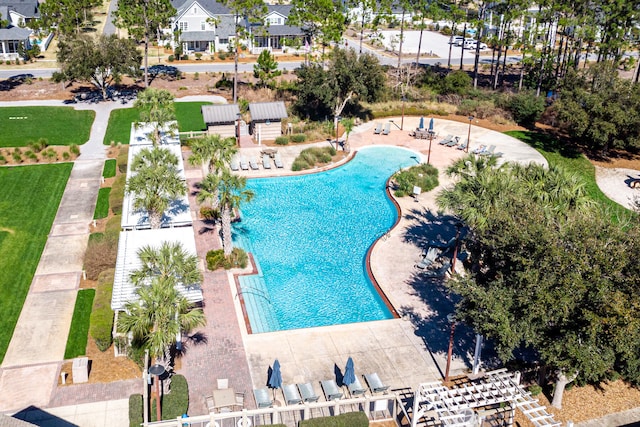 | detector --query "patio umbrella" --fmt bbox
[343,357,356,386]
[428,118,434,132]
[268,359,282,397]
[418,116,424,130]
